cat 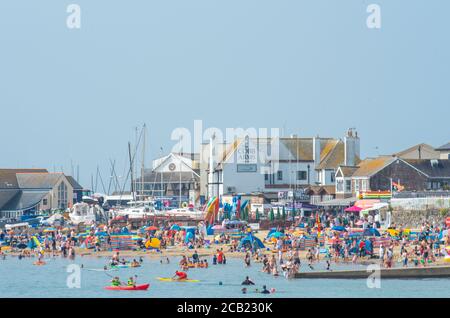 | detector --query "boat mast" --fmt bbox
[128,142,135,202]
[141,124,146,201]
